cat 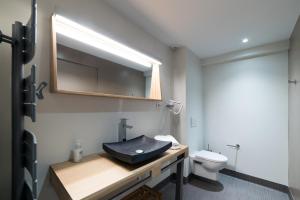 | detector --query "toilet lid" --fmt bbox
[195,150,228,163]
